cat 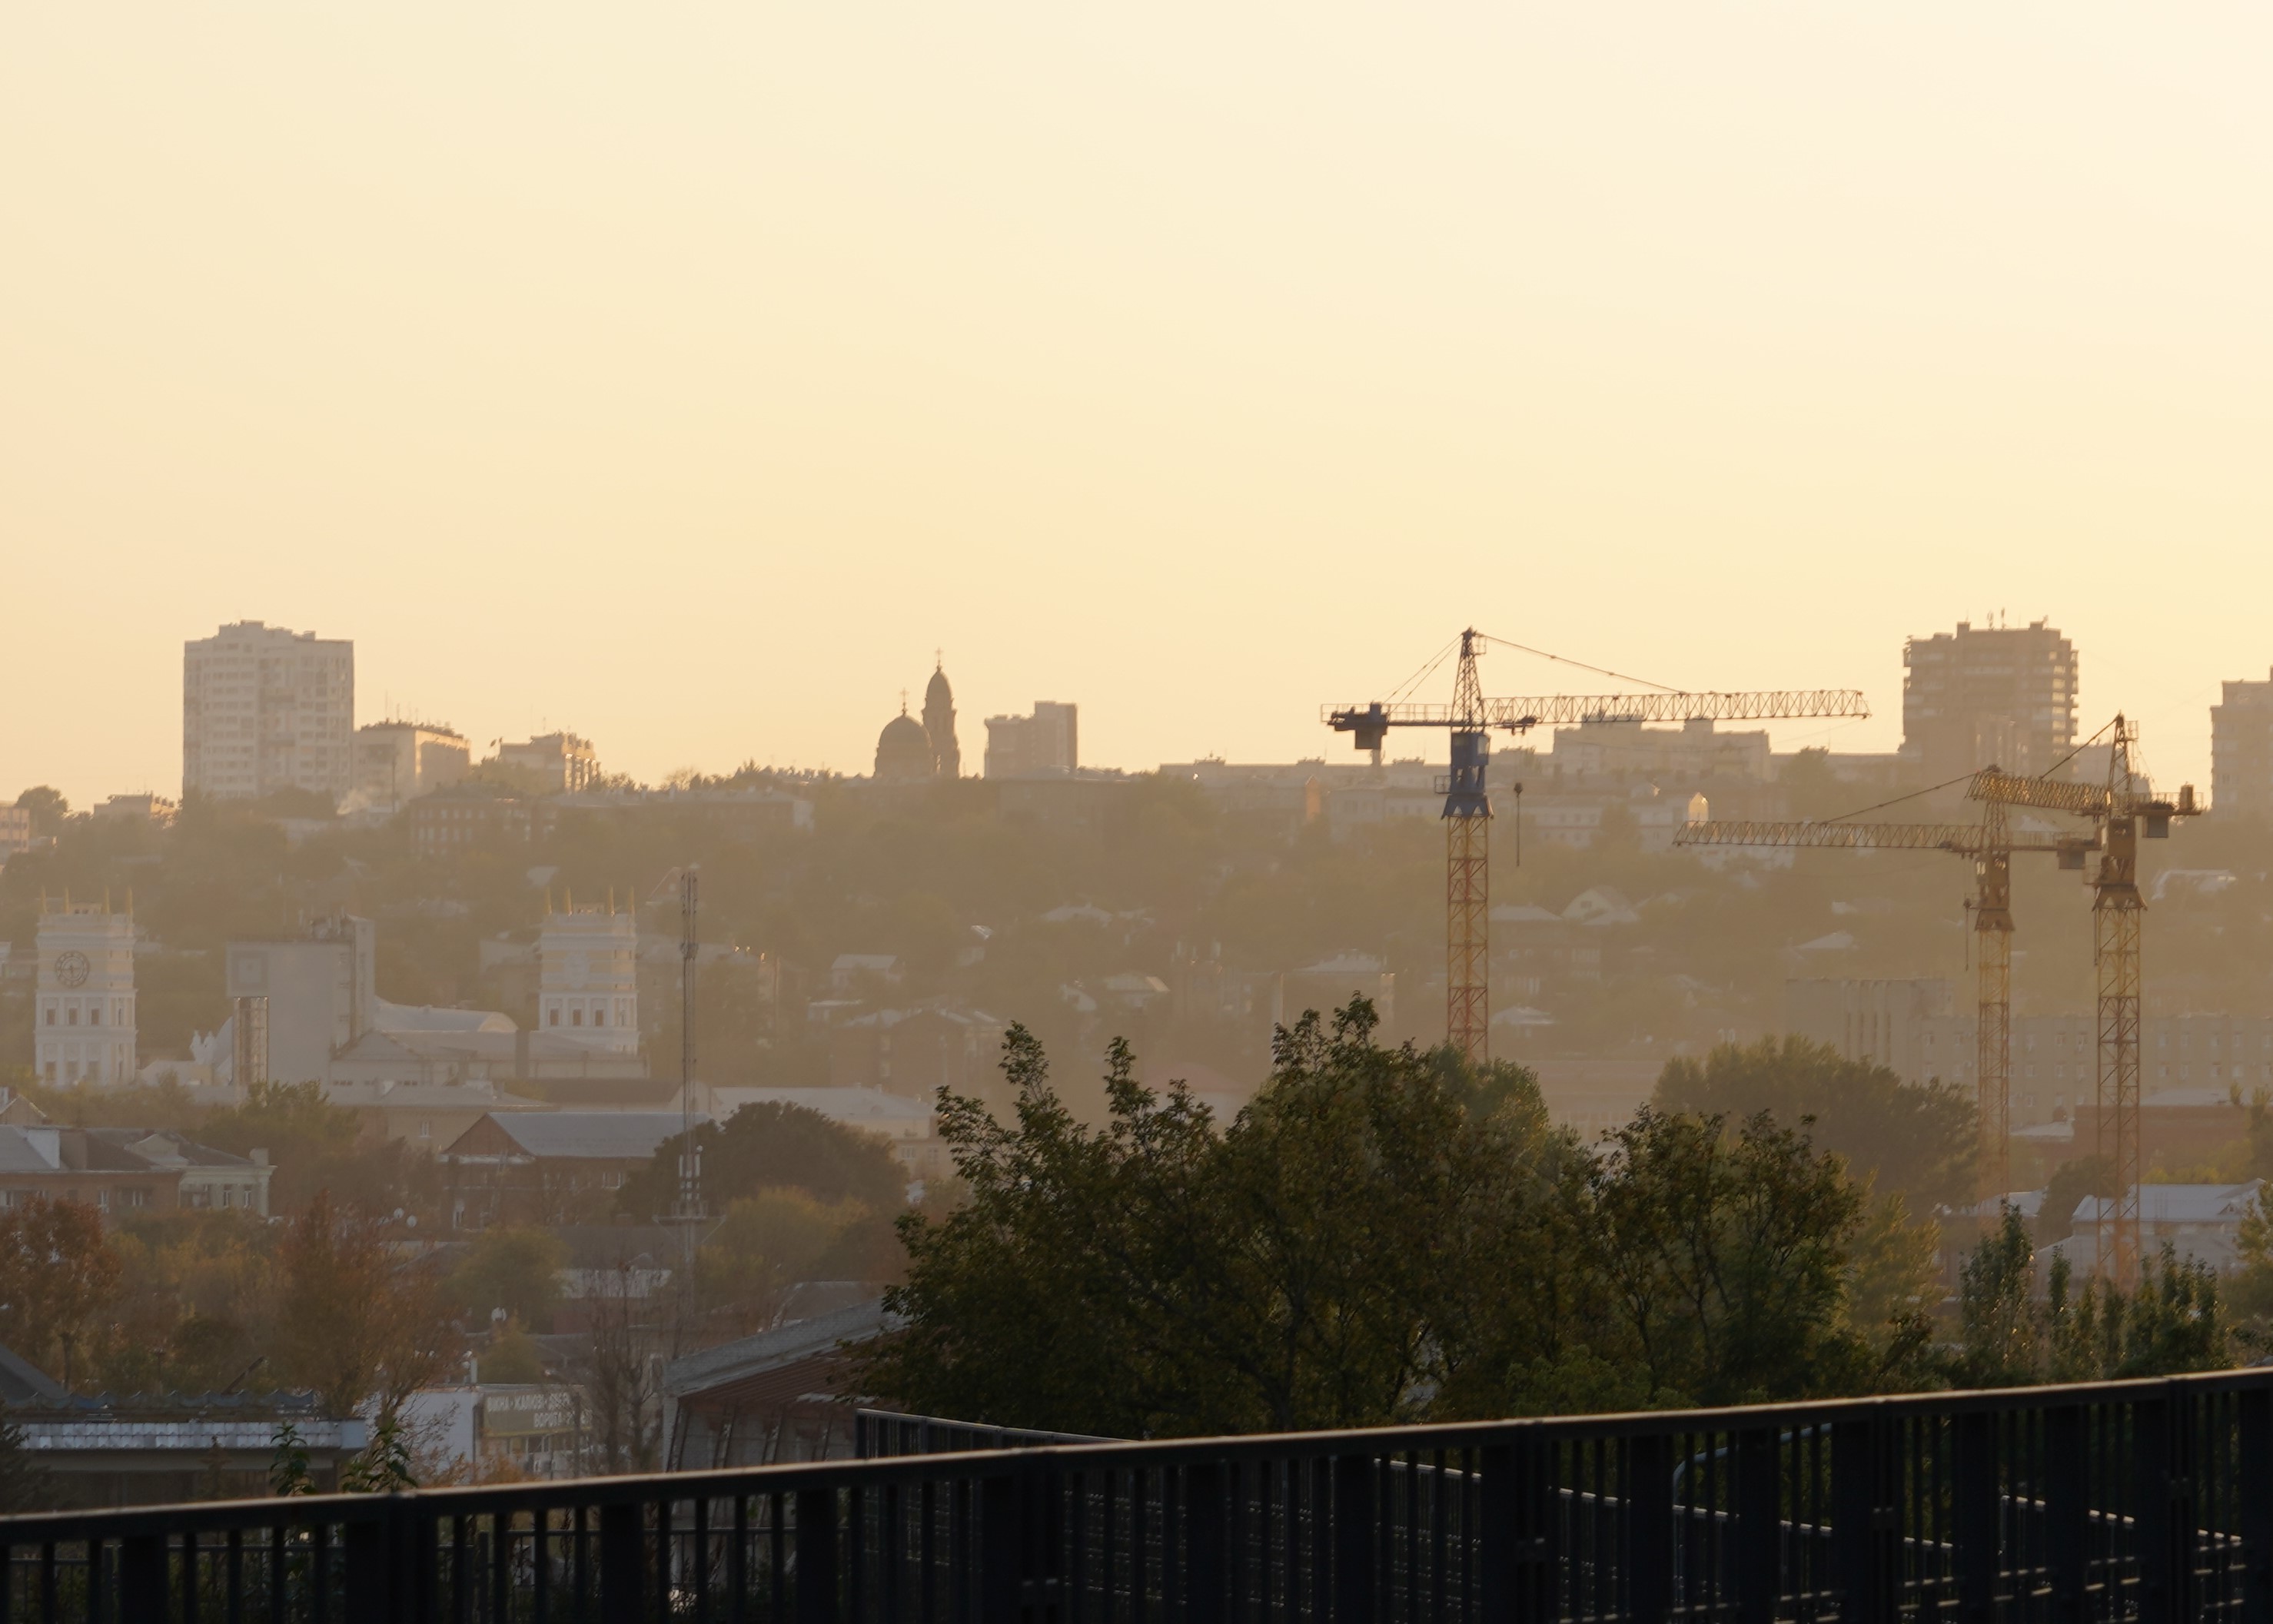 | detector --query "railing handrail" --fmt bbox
[7,1364,2267,1544]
